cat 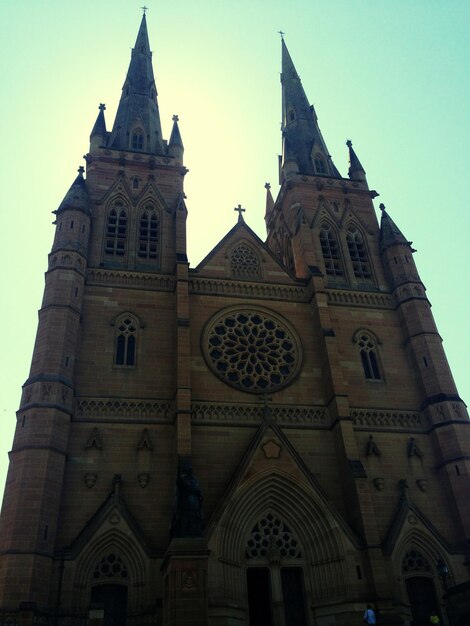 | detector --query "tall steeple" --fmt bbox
[109,13,165,154]
[281,37,340,180]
